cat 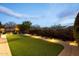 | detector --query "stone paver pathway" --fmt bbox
[0,34,12,56]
